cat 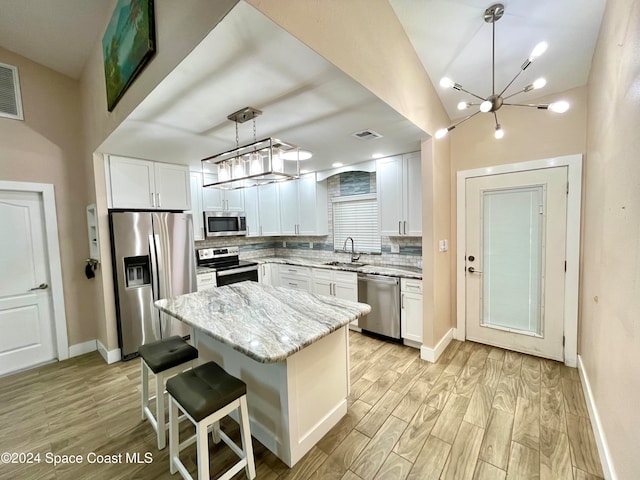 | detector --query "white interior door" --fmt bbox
[465,167,568,361]
[0,191,55,375]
